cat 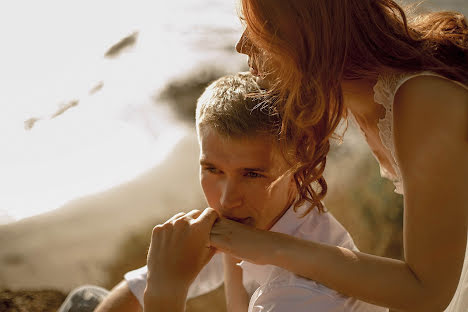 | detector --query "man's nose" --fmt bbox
[236,30,250,54]
[219,180,243,212]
